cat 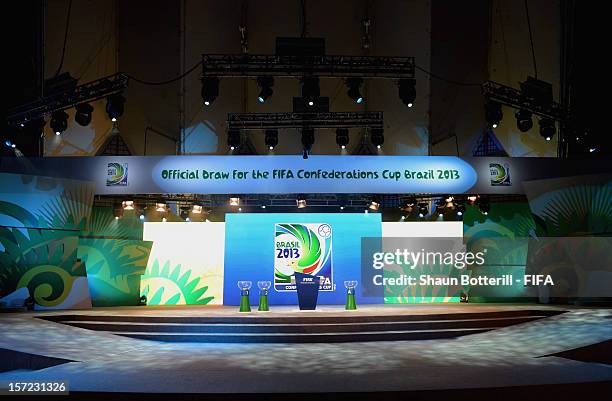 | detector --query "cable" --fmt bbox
[126,60,202,86]
[524,0,538,78]
[415,65,482,87]
[54,0,73,77]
